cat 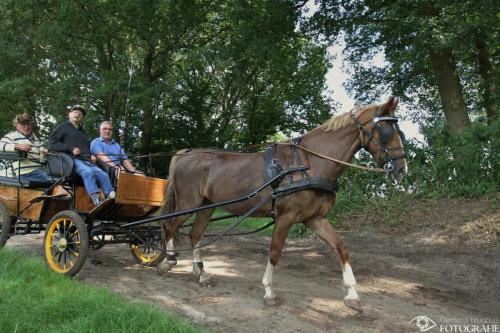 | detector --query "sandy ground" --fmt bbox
[6,198,500,333]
